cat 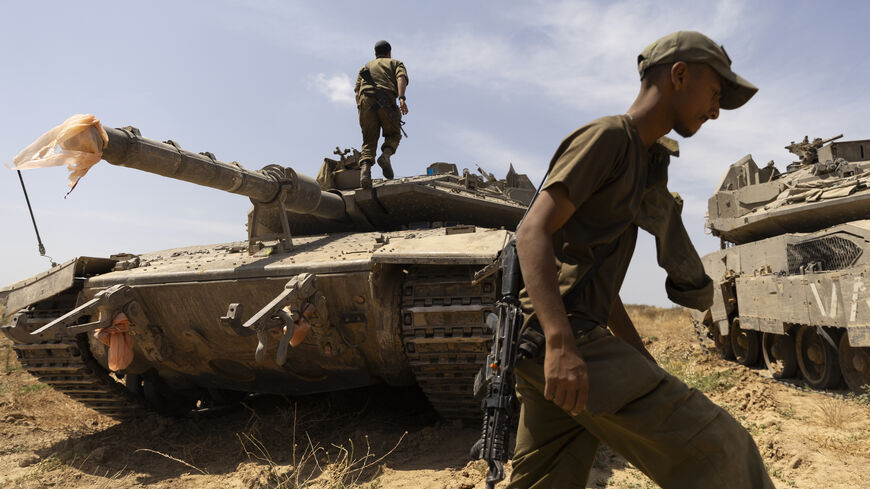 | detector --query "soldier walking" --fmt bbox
[354,40,408,188]
[510,31,774,488]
